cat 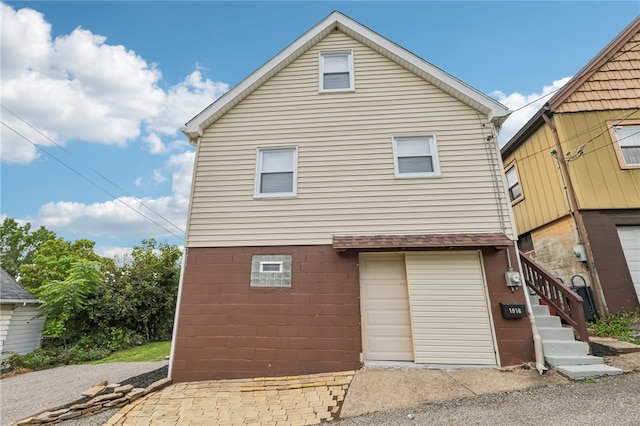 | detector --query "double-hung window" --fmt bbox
[505,163,523,203]
[392,135,441,177]
[255,147,297,197]
[610,121,640,168]
[319,51,354,92]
